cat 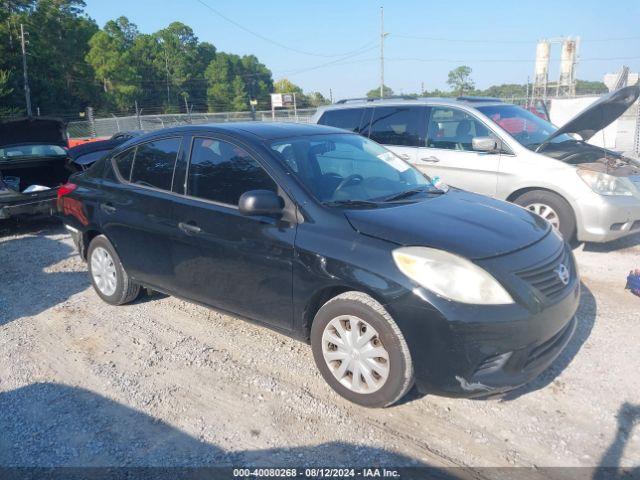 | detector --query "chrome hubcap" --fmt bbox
[322,315,390,394]
[527,203,560,230]
[90,247,117,296]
